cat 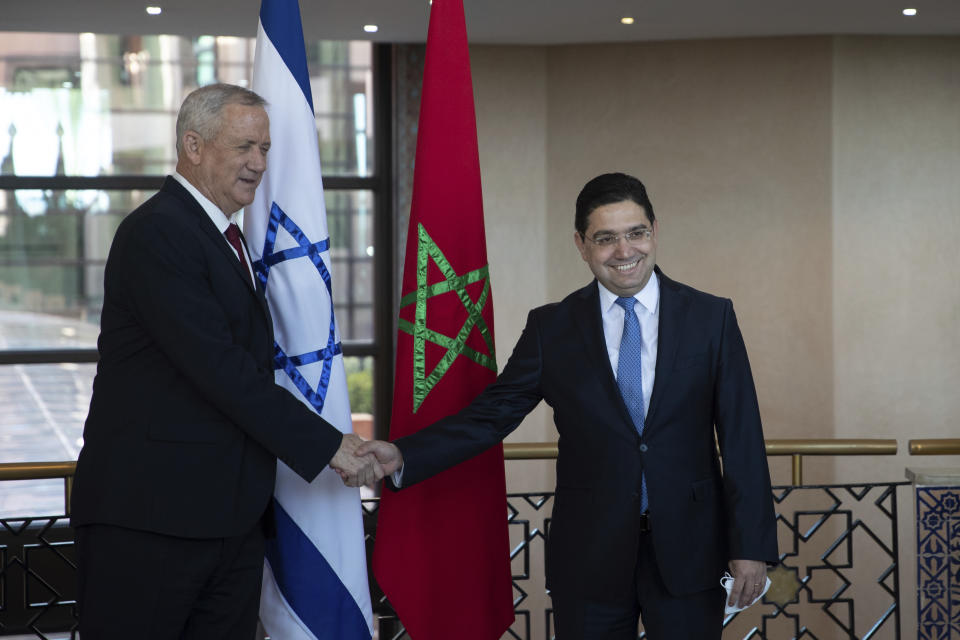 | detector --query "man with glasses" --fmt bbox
[361,172,777,639]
